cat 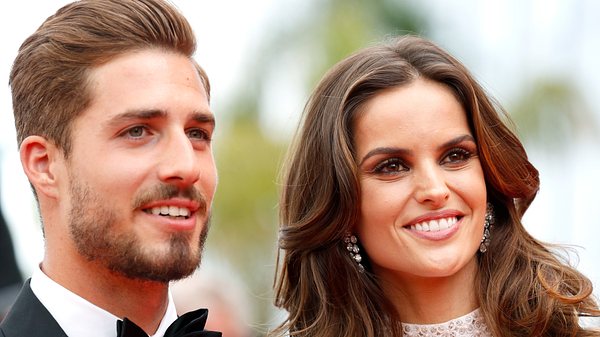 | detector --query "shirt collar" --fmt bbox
[31,265,178,337]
